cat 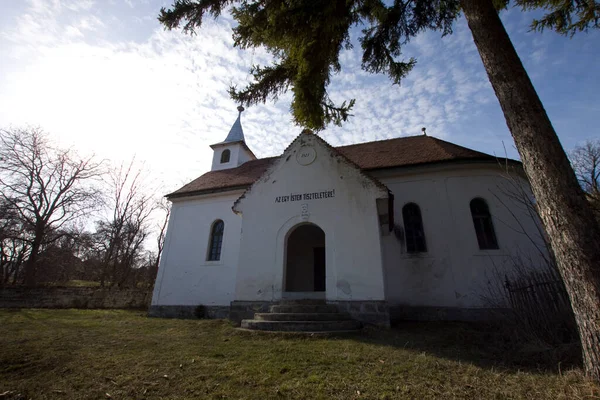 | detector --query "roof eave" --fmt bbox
[166,184,251,200]
[363,157,523,173]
